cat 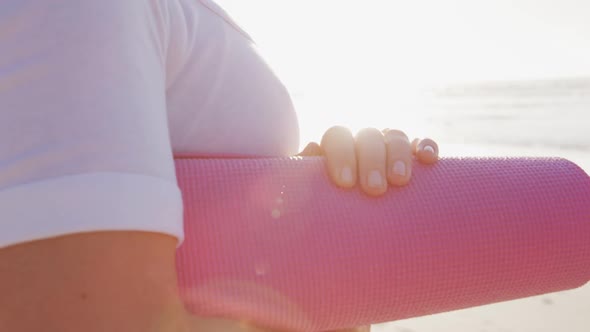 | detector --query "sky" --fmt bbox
[216,0,590,84]
[214,0,590,144]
